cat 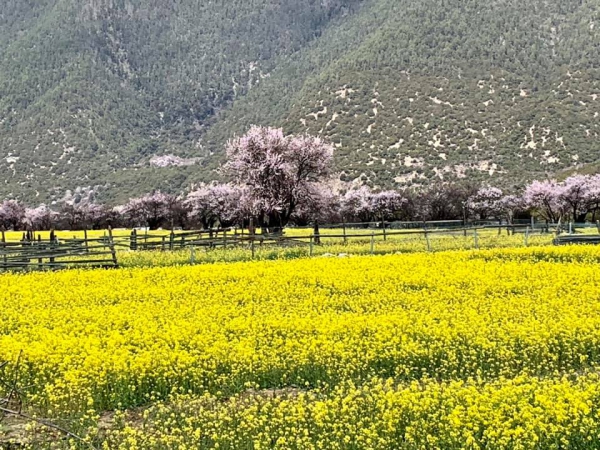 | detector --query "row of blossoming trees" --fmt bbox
[2,126,600,232]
